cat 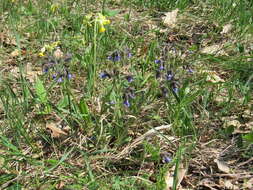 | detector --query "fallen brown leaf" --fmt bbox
[46,122,68,138]
[26,62,41,82]
[10,49,20,57]
[56,181,65,189]
[165,162,187,190]
[54,48,64,59]
[221,24,232,34]
[244,178,253,189]
[162,9,179,28]
[201,44,221,54]
[214,159,230,174]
